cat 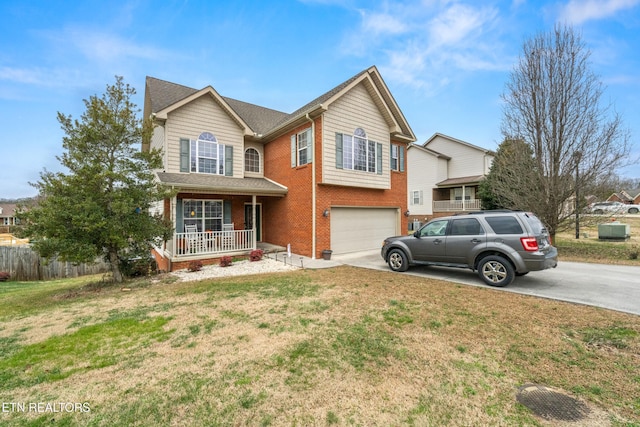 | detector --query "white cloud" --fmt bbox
[360,9,408,35]
[340,1,503,92]
[560,0,640,24]
[428,3,498,48]
[39,26,175,64]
